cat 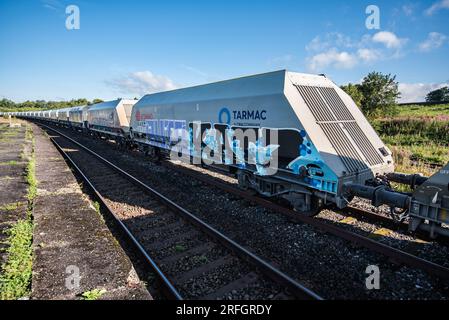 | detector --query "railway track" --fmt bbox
[40,123,322,300]
[193,166,443,242]
[177,163,446,244]
[161,161,449,280]
[33,121,449,299]
[340,206,431,240]
[192,166,444,242]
